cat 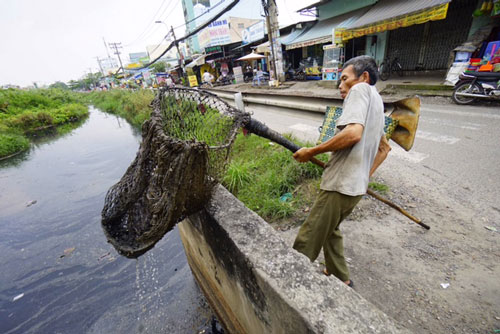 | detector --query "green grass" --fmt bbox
[0,88,89,159]
[86,90,154,128]
[0,133,30,159]
[368,181,389,194]
[223,133,327,221]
